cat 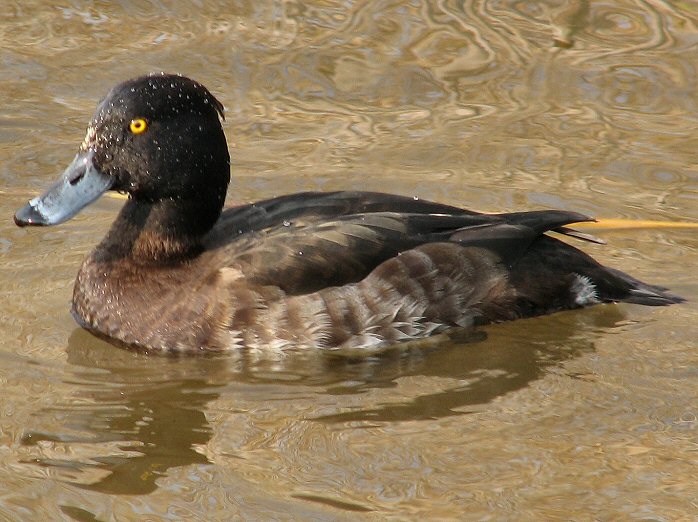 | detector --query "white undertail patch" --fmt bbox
[571,274,600,306]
